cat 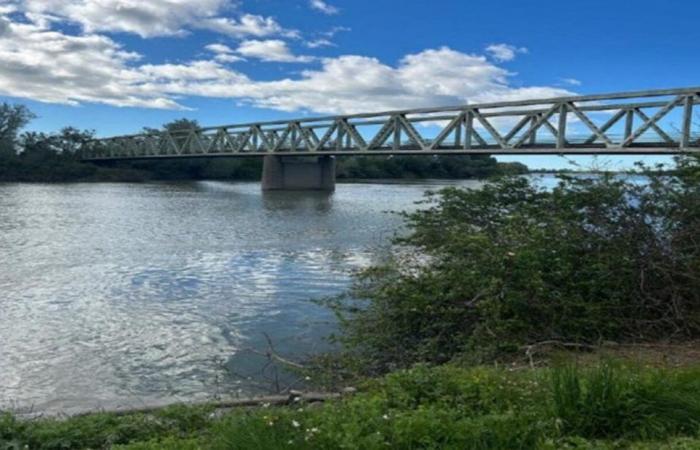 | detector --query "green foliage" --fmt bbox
[0,127,152,182]
[335,154,527,180]
[0,102,35,156]
[551,362,700,440]
[327,168,700,374]
[0,405,213,450]
[3,364,700,449]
